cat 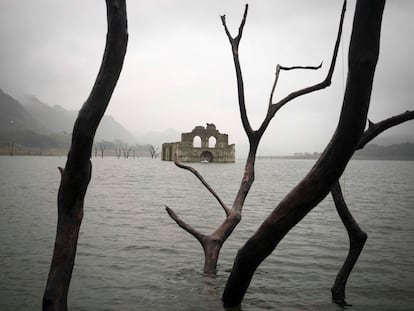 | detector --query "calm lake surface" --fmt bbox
[0,156,413,310]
